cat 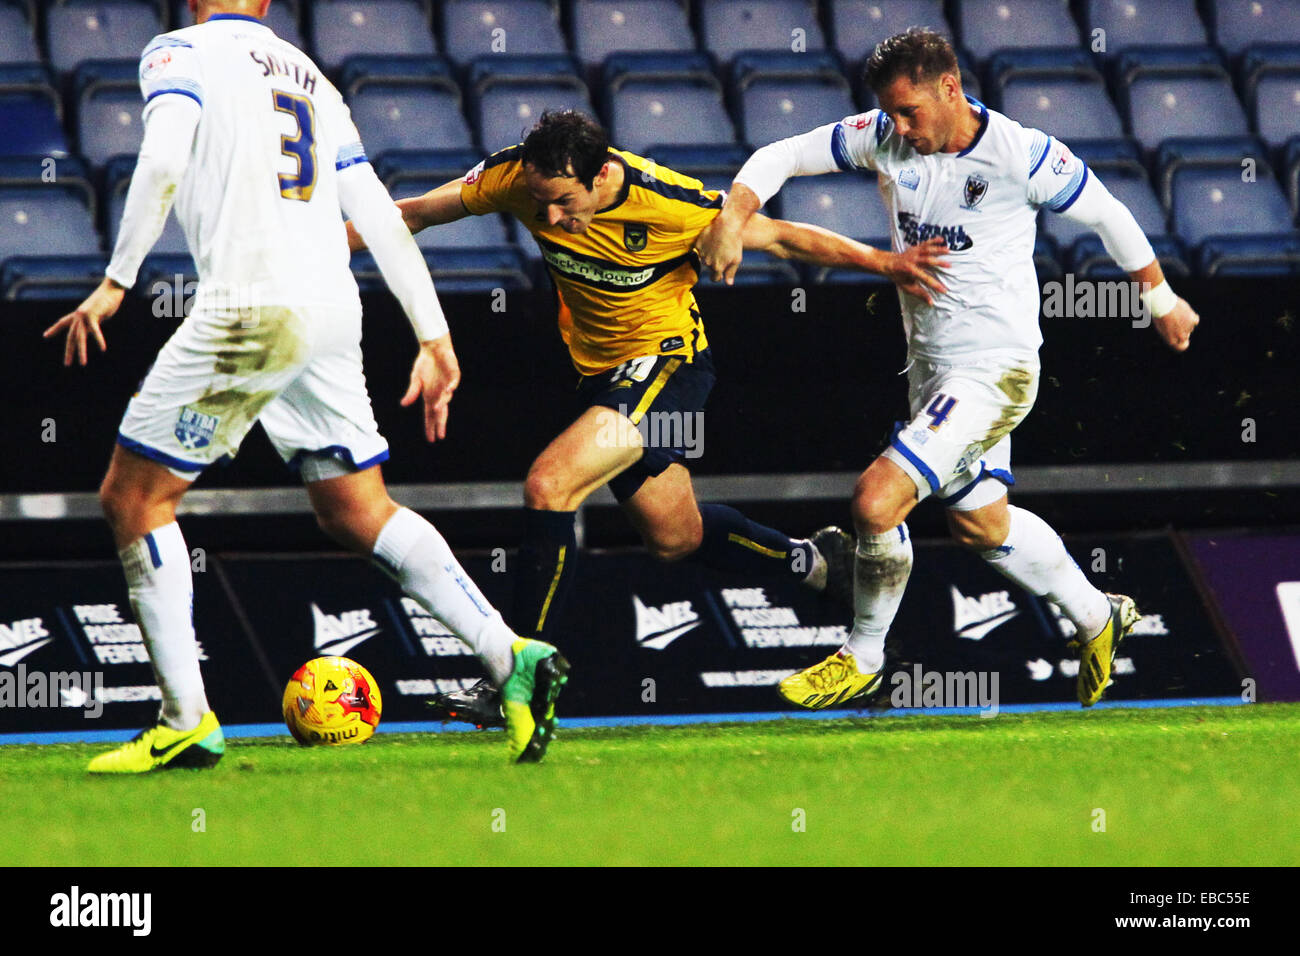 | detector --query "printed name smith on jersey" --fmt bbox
[460,147,721,375]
